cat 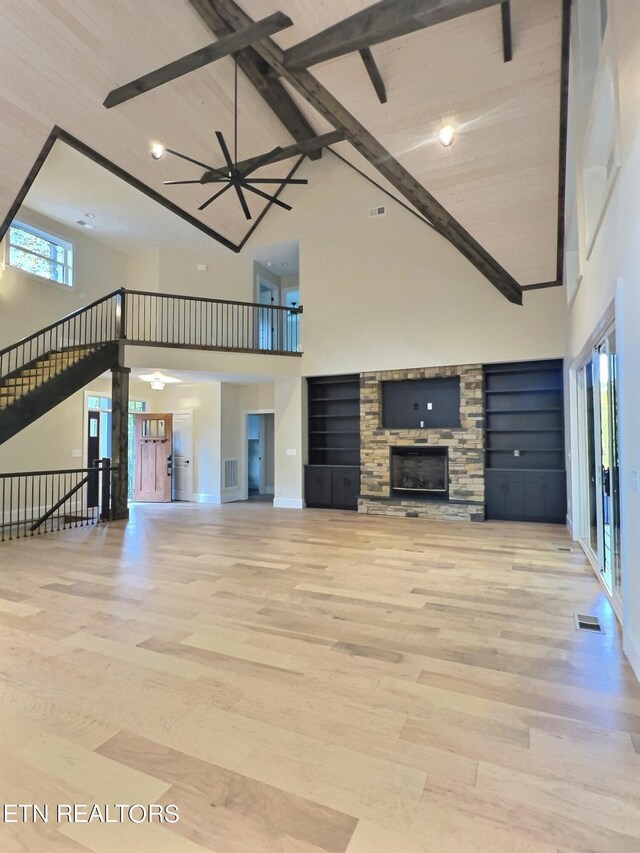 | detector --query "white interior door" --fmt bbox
[172,411,193,502]
[257,277,279,350]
